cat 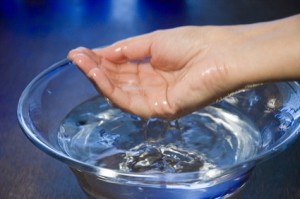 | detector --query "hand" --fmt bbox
[68,27,241,119]
[68,15,300,119]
